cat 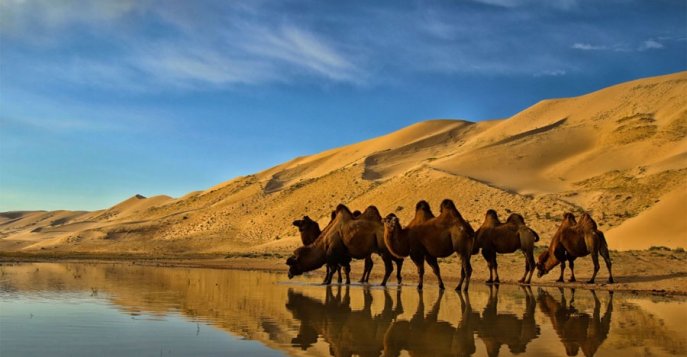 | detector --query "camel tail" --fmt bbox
[597,230,609,250]
[532,229,540,242]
